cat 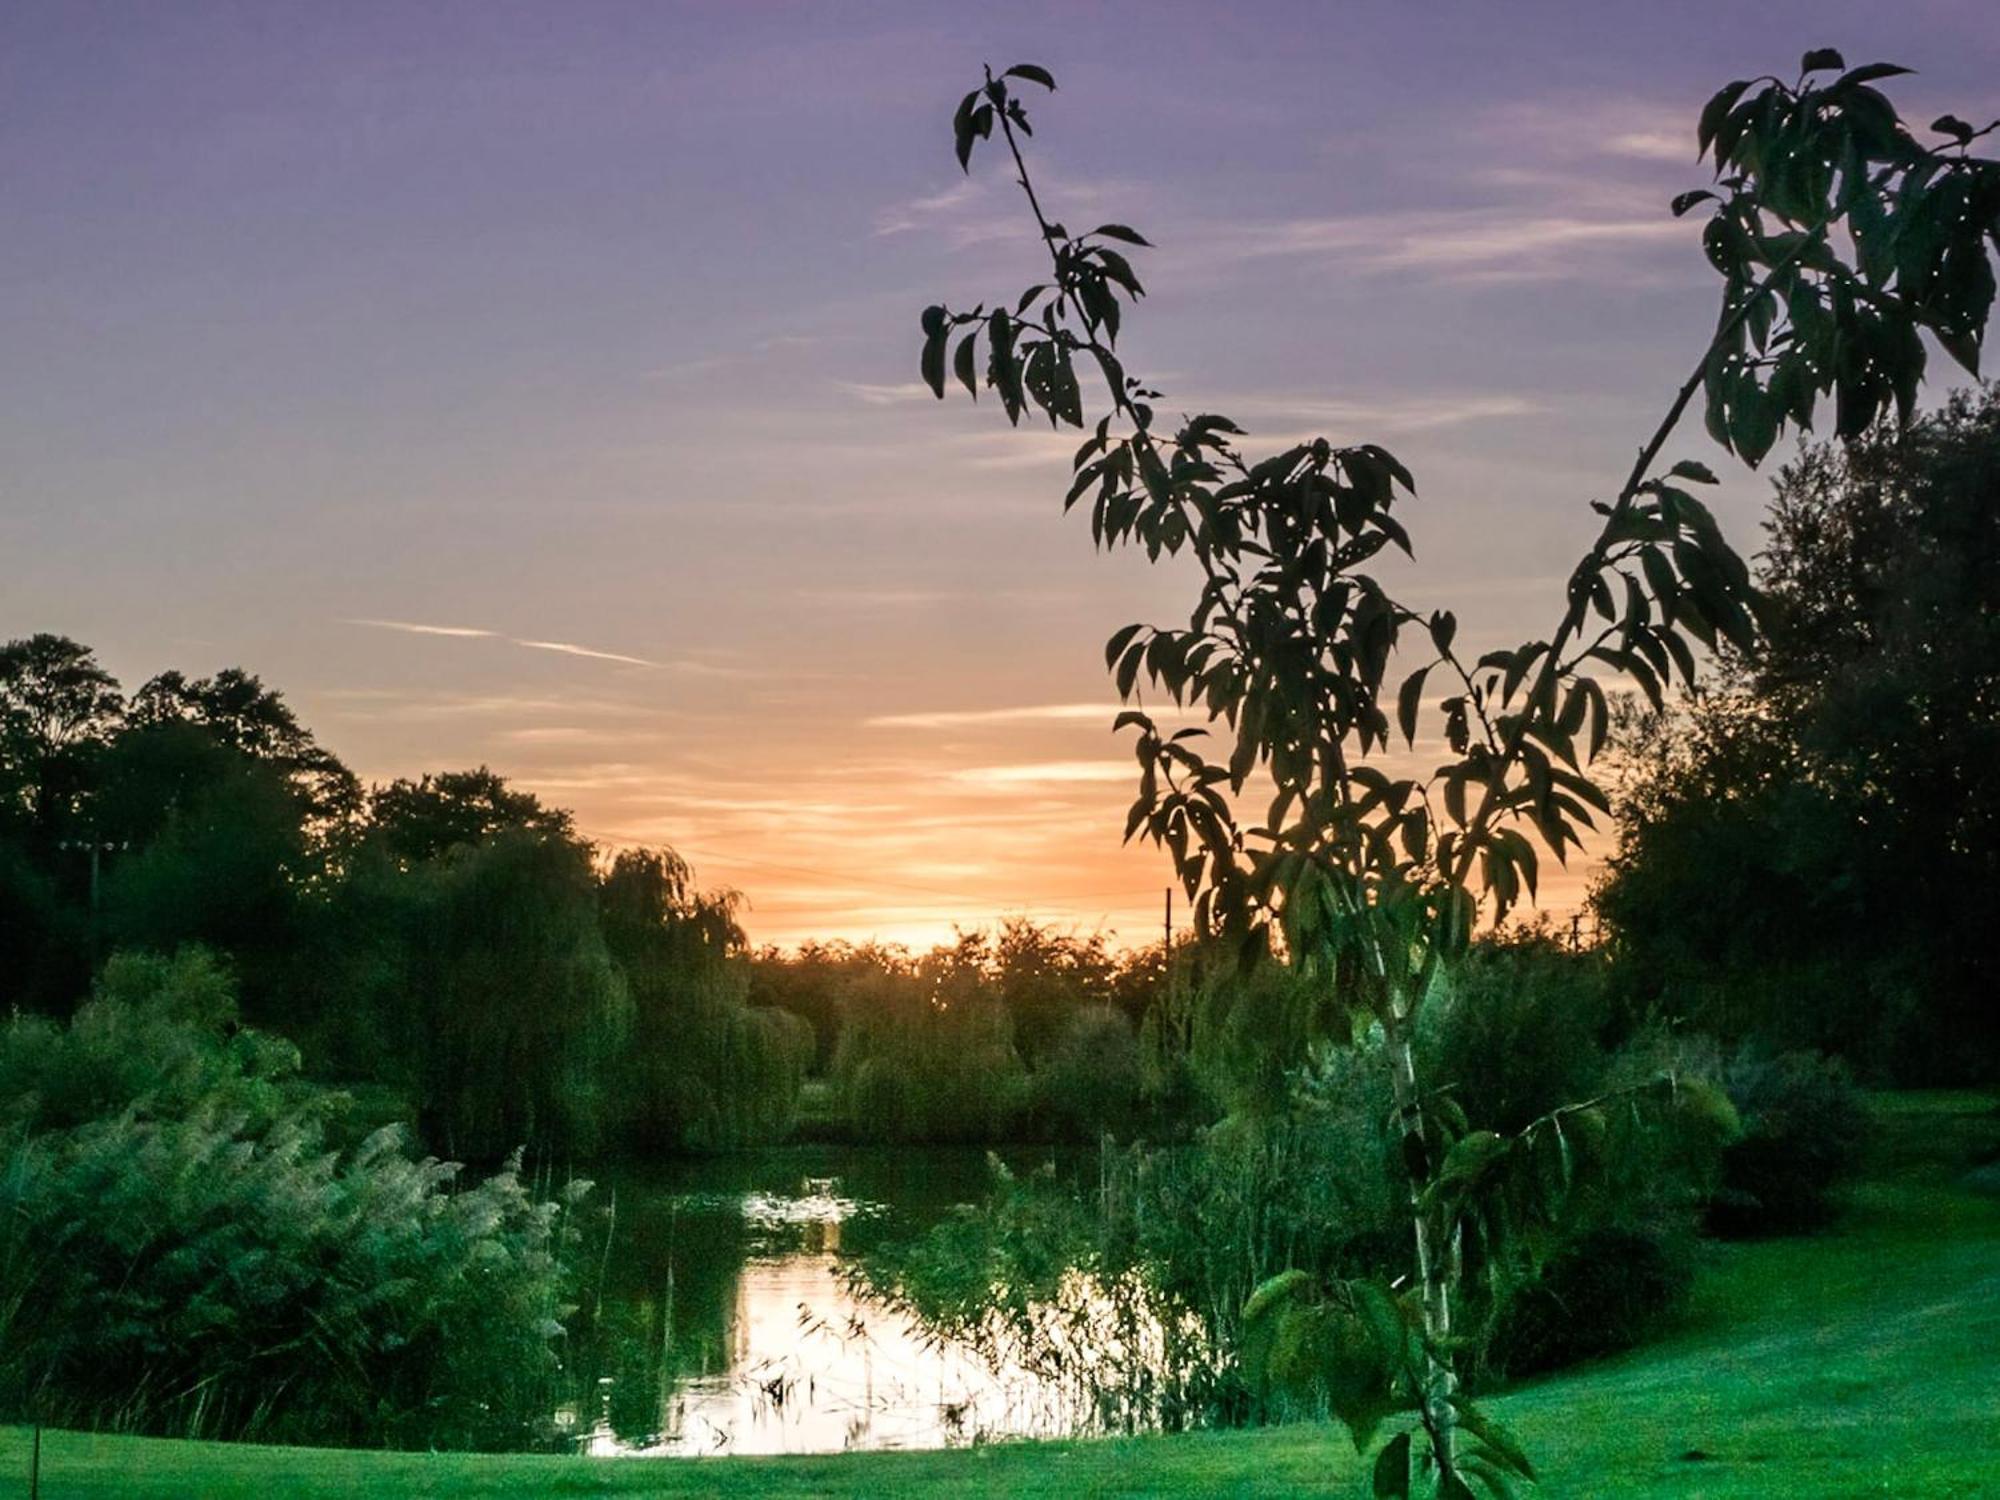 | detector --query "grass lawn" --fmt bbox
[5,1093,1995,1498]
